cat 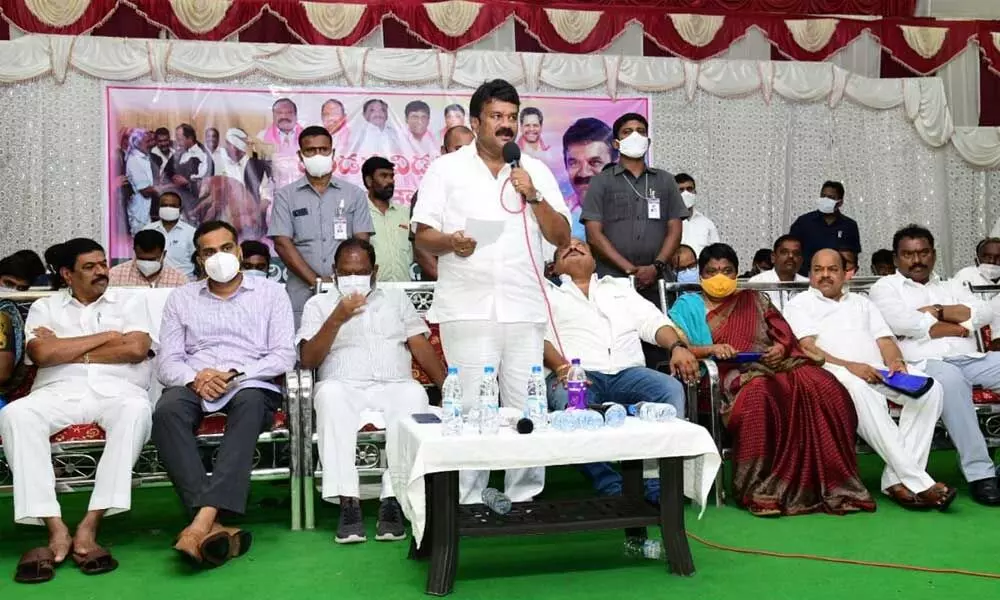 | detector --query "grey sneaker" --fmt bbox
[375,497,406,541]
[336,497,366,544]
